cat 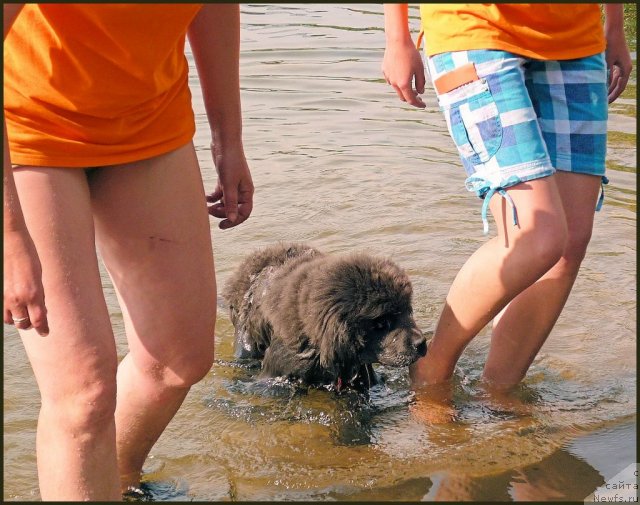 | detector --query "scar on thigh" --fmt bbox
[149,236,173,243]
